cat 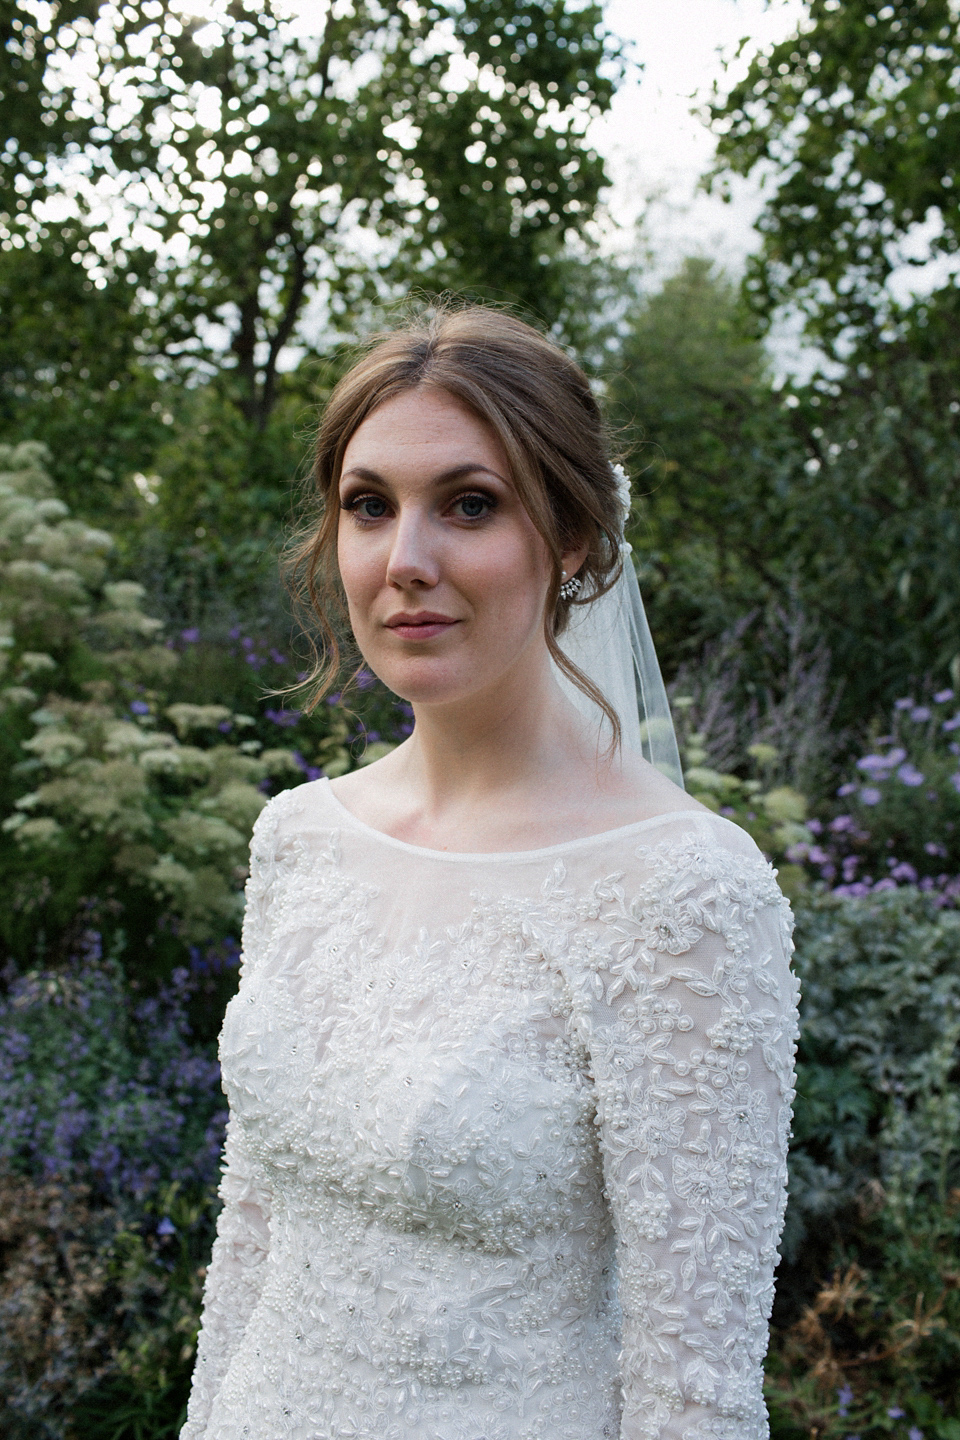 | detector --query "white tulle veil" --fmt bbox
[554,466,684,788]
